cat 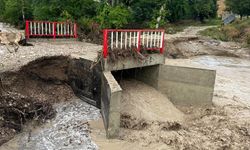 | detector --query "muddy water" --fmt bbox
[0,98,101,150]
[120,80,184,127]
